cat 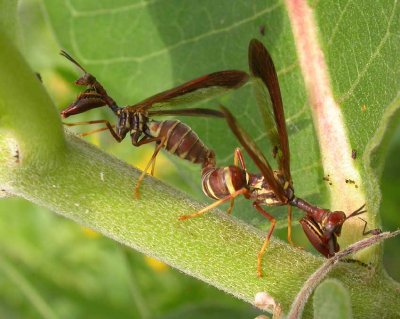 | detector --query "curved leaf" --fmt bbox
[313,279,352,319]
